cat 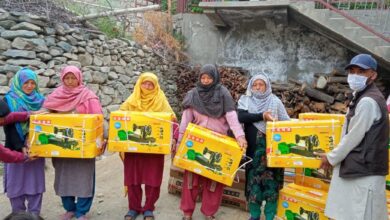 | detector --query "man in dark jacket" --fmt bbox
[318,54,389,219]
